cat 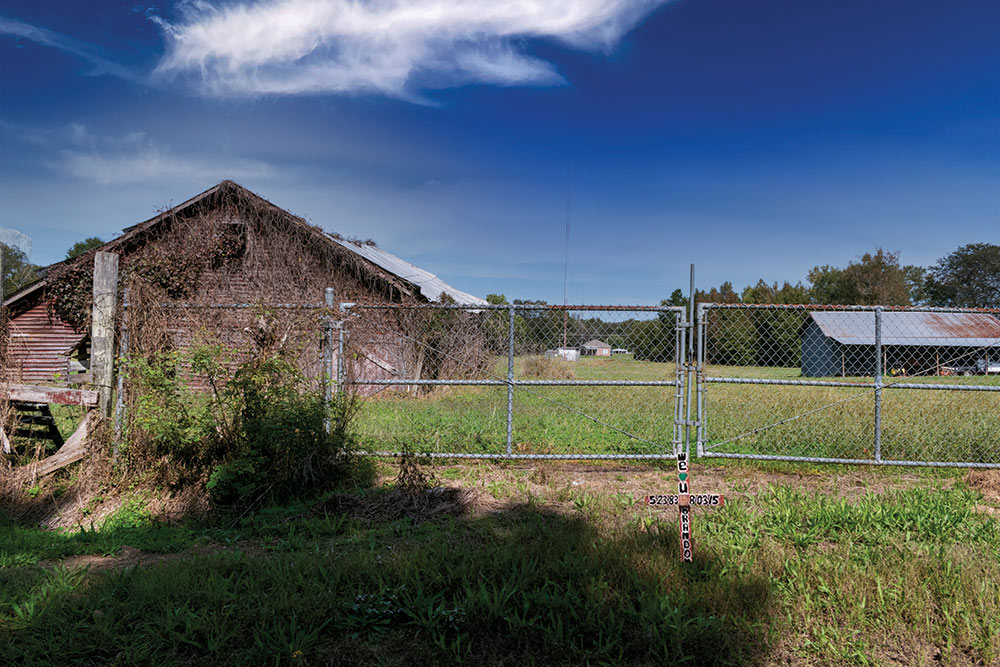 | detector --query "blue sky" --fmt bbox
[1,0,997,304]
